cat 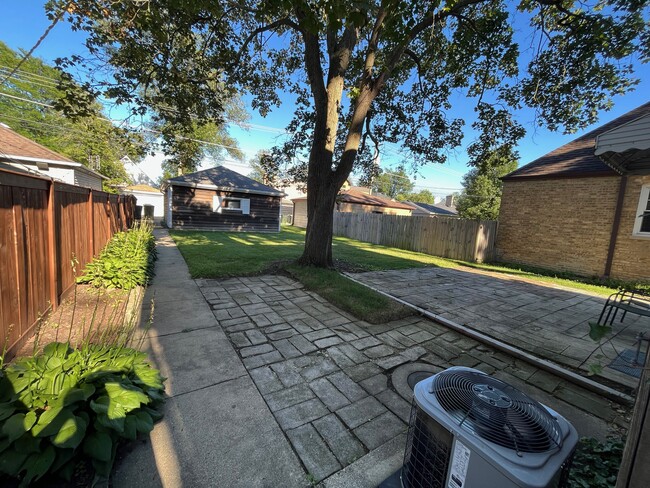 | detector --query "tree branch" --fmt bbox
[238,18,302,60]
